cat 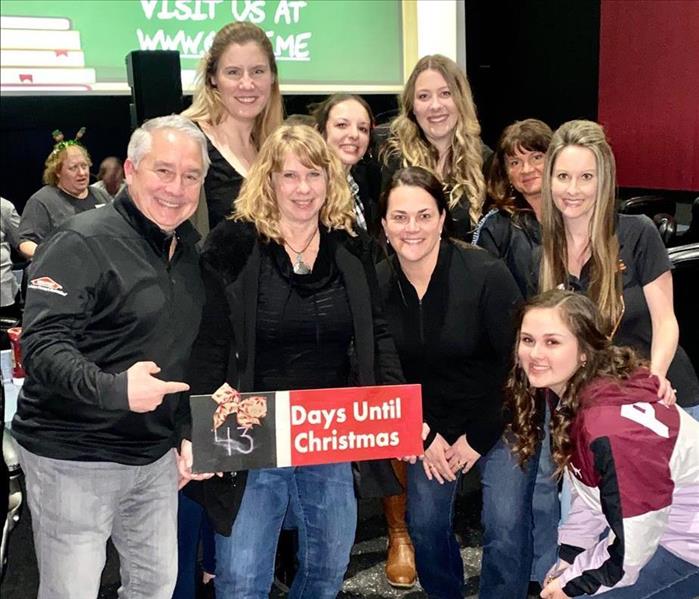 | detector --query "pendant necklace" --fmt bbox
[285,228,318,275]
